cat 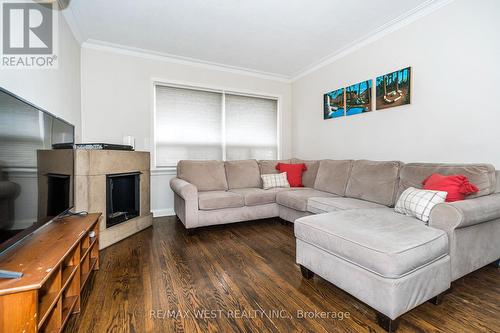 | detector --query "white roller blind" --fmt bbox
[155,86,223,166]
[225,94,277,161]
[154,85,278,167]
